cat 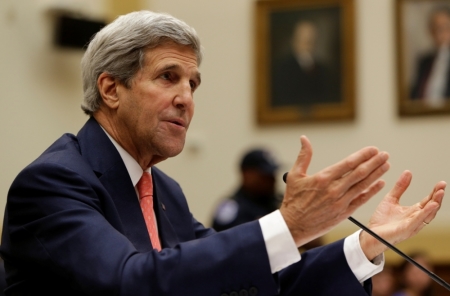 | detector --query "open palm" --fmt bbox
[360,171,445,259]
